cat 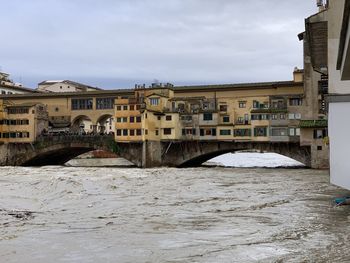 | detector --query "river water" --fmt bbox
[0,166,350,263]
